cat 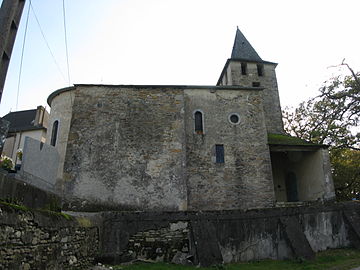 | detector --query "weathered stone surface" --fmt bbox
[171,251,193,265]
[62,86,187,211]
[302,210,349,252]
[0,170,61,211]
[98,202,358,266]
[280,216,315,260]
[218,60,284,134]
[0,203,99,270]
[100,216,189,265]
[343,210,360,249]
[49,85,276,211]
[185,89,275,210]
[190,220,223,266]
